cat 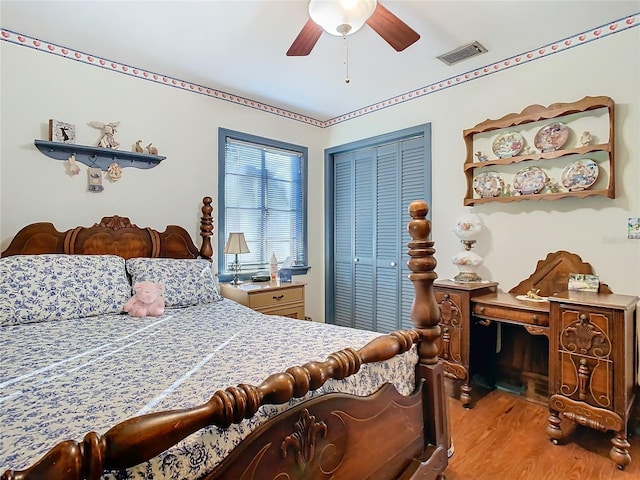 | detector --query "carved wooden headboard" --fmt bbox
[509,250,612,297]
[1,197,214,260]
